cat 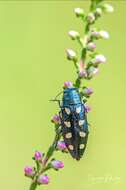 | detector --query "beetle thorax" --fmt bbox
[62,88,81,105]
